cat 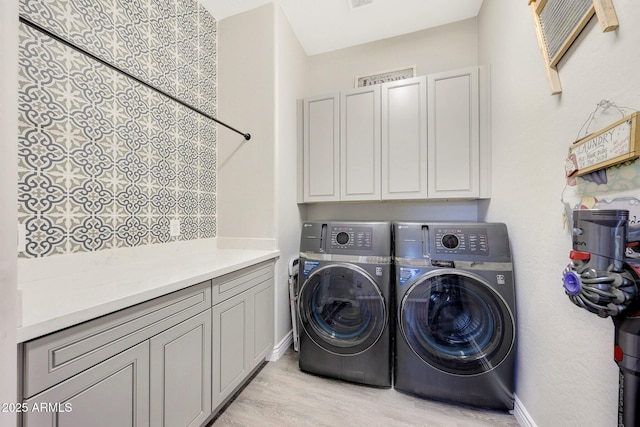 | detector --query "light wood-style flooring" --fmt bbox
[212,347,520,427]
